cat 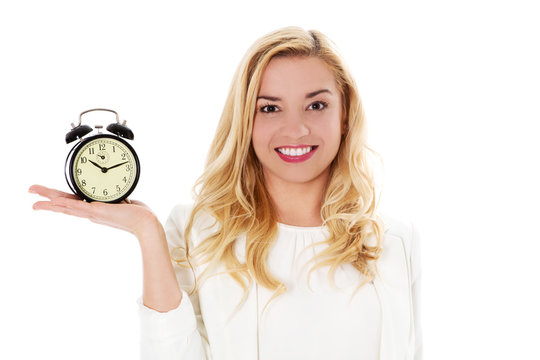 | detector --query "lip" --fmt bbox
[274,145,318,163]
